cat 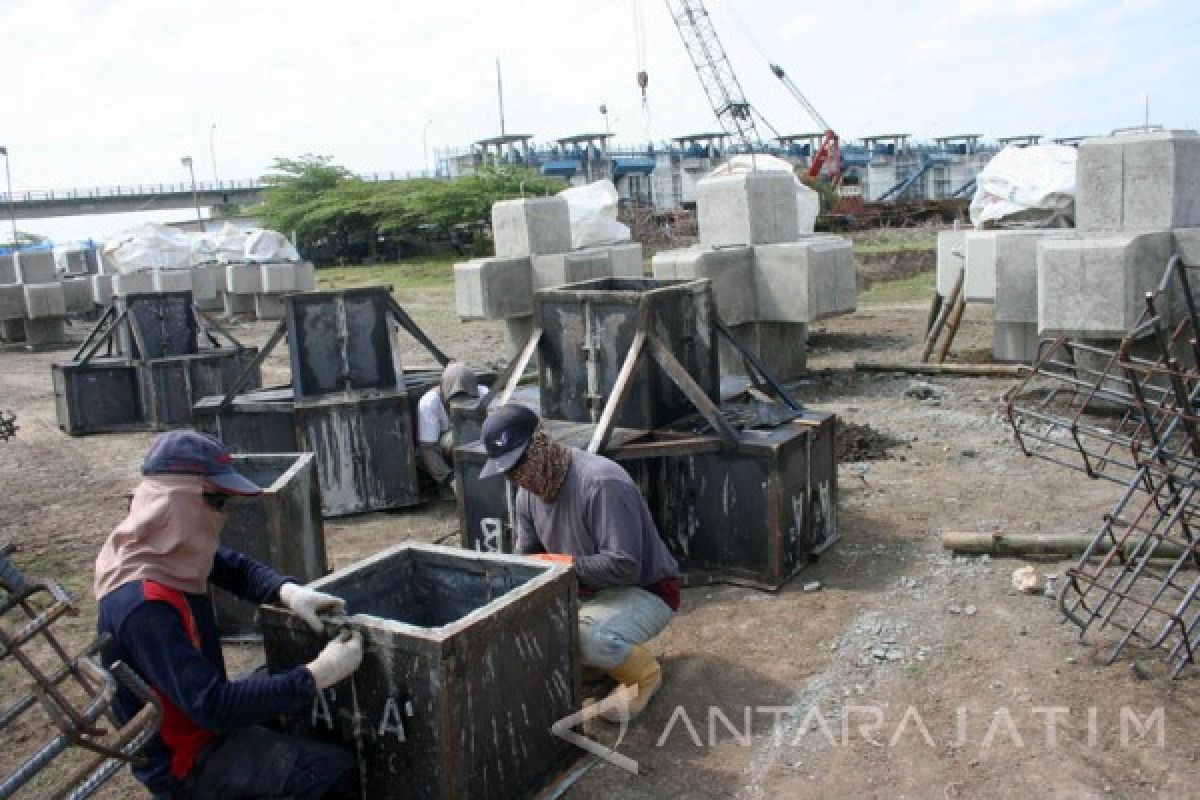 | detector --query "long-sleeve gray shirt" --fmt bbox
[515,448,679,590]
